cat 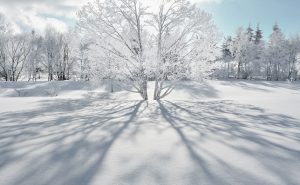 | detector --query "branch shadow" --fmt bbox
[174,81,220,99]
[157,100,300,185]
[219,80,300,92]
[1,98,300,185]
[0,96,145,185]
